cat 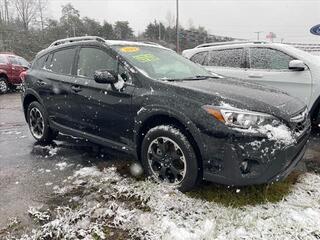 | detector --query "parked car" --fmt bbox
[21,36,310,191]
[183,41,320,128]
[0,52,30,93]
